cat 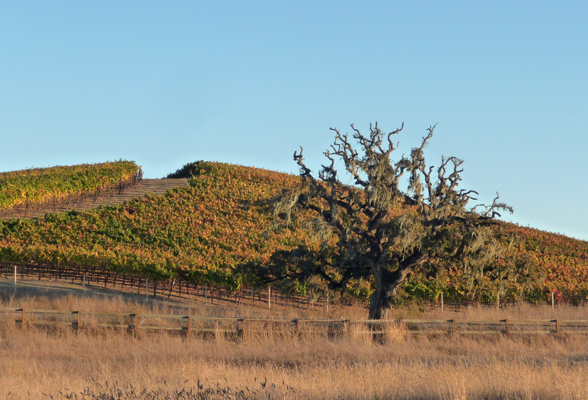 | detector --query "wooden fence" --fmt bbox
[2,307,588,341]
